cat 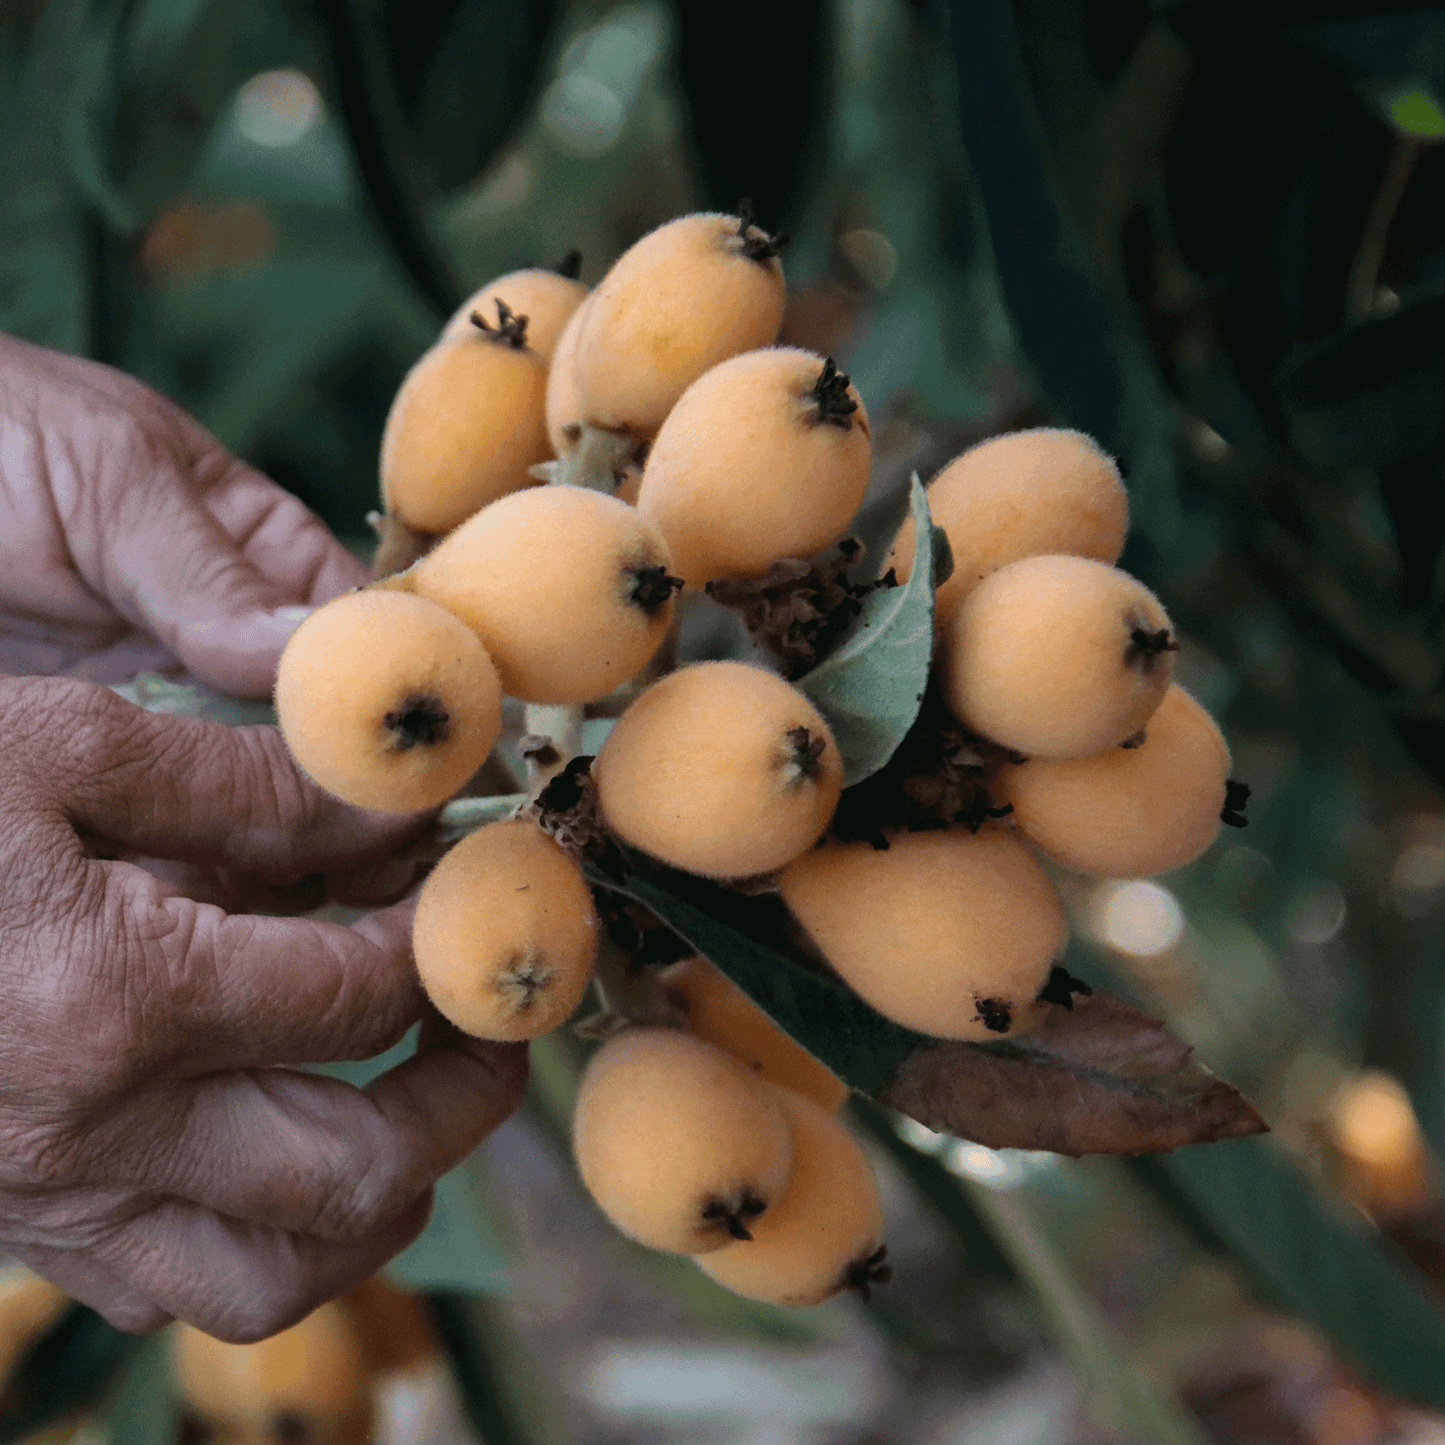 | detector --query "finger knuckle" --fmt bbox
[311,1127,412,1243]
[202,1277,306,1344]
